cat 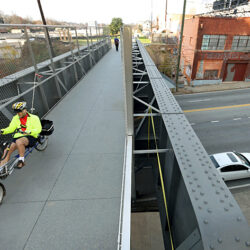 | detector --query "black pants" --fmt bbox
[115,44,119,51]
[12,136,37,148]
